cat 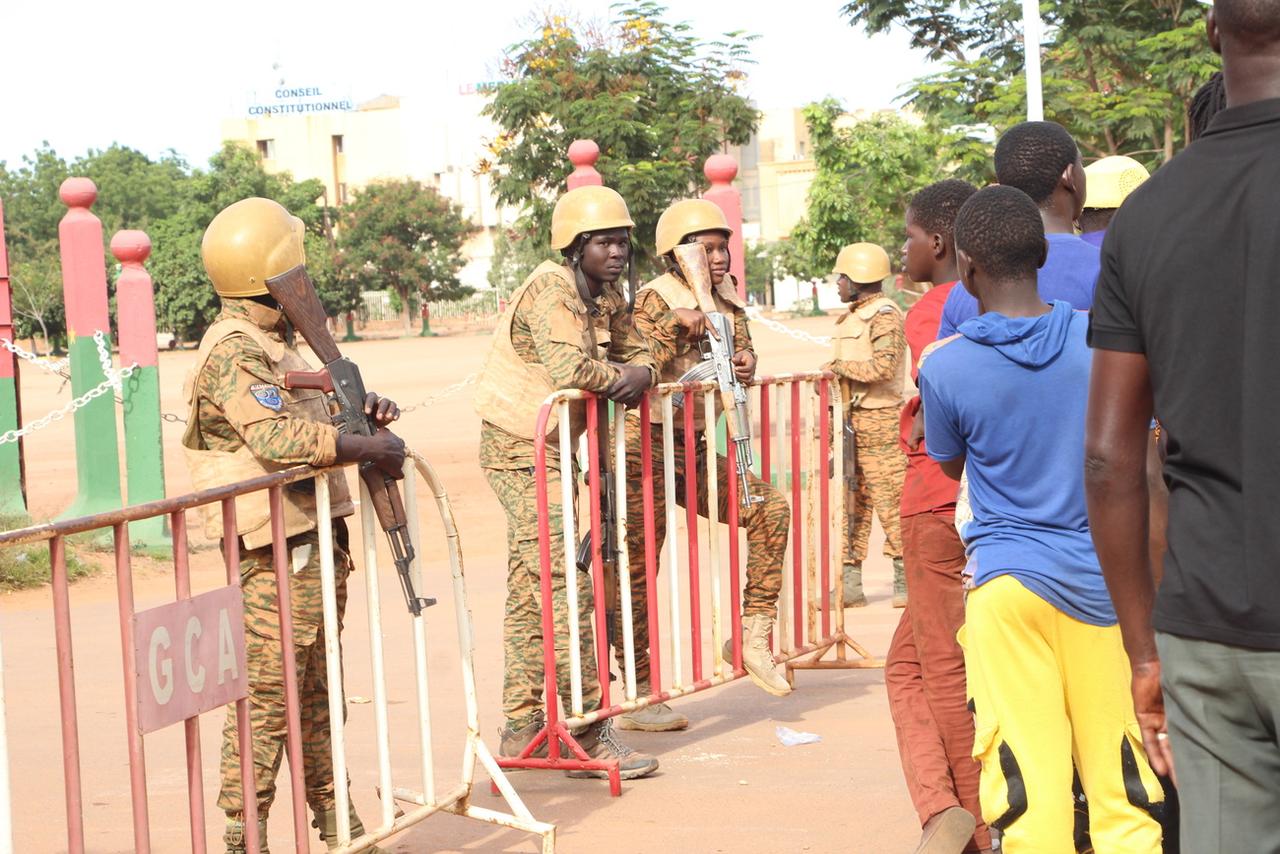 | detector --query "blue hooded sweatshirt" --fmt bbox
[919,301,1114,626]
